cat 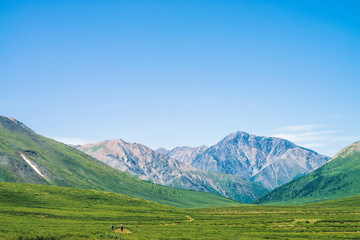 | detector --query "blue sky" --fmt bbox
[1,0,359,156]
